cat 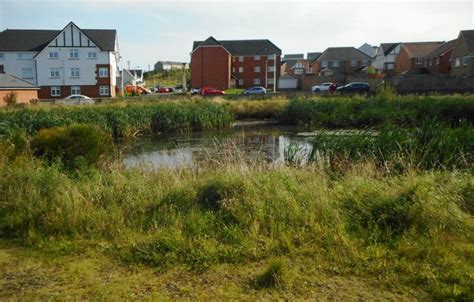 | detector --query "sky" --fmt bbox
[1,0,473,70]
